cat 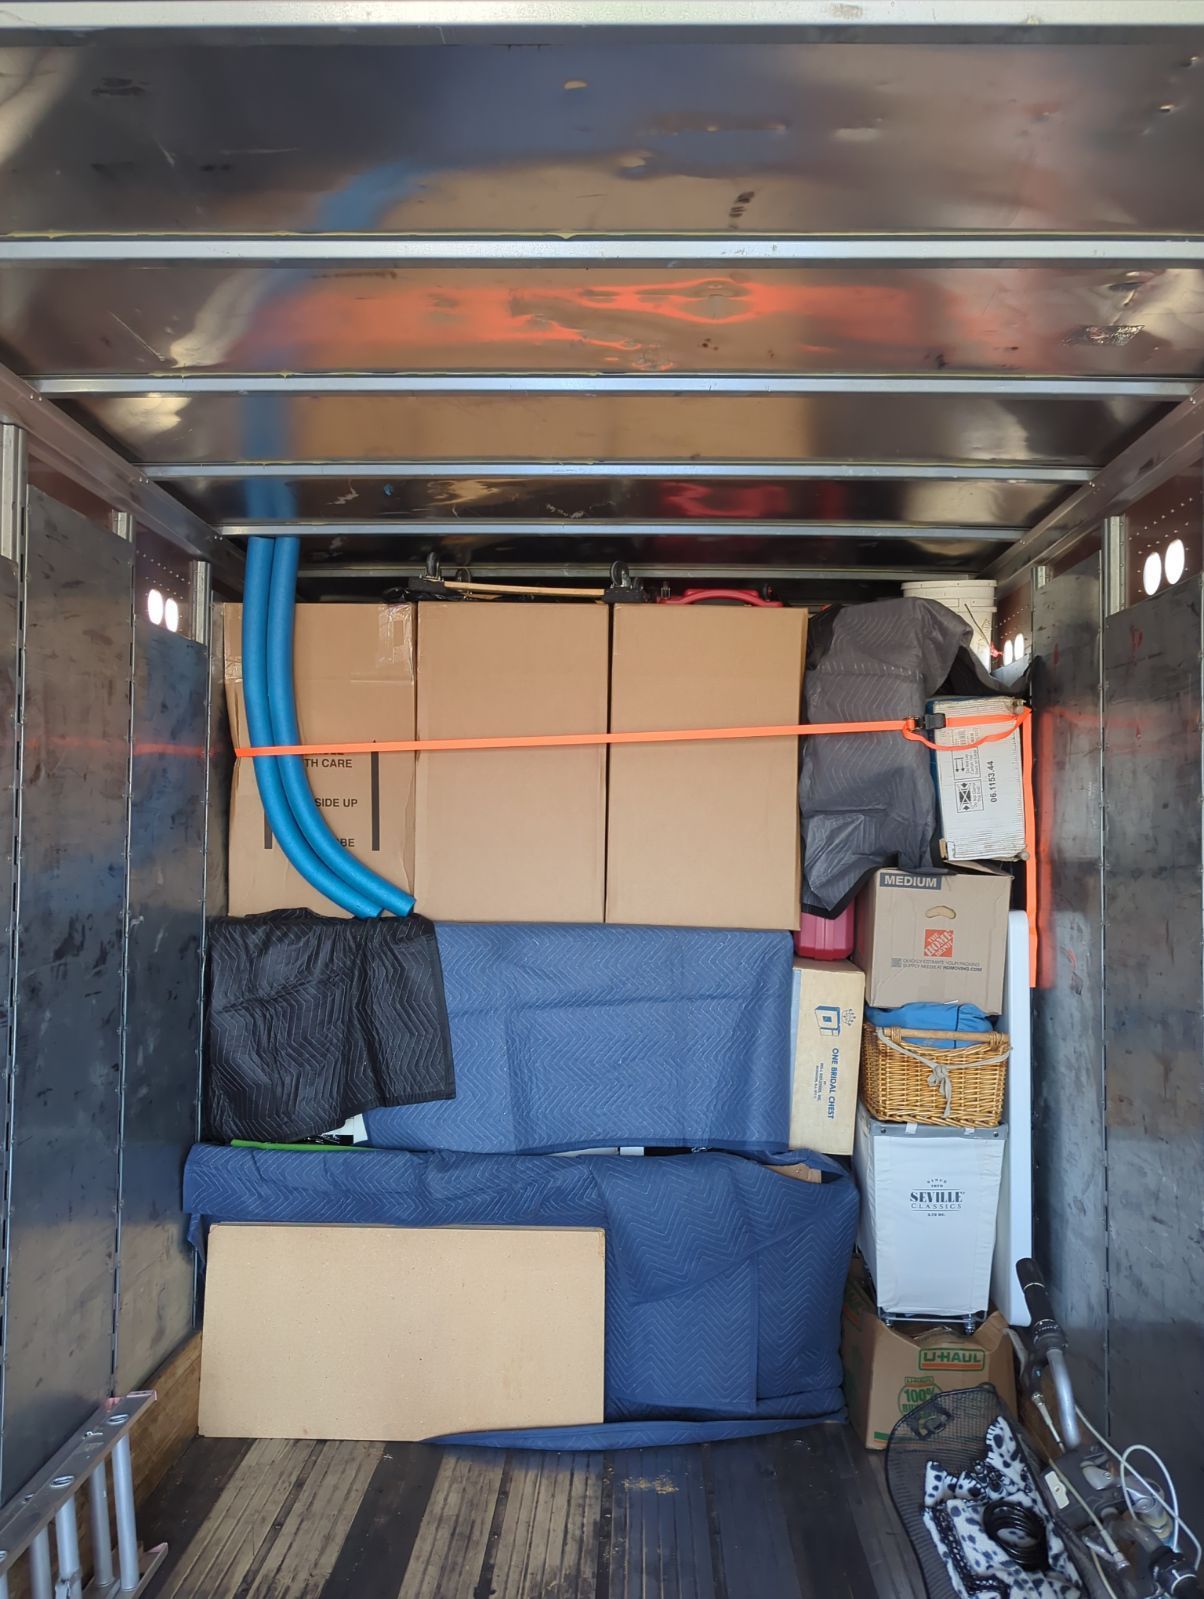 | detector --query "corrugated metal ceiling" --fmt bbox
[1,5,1203,587]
